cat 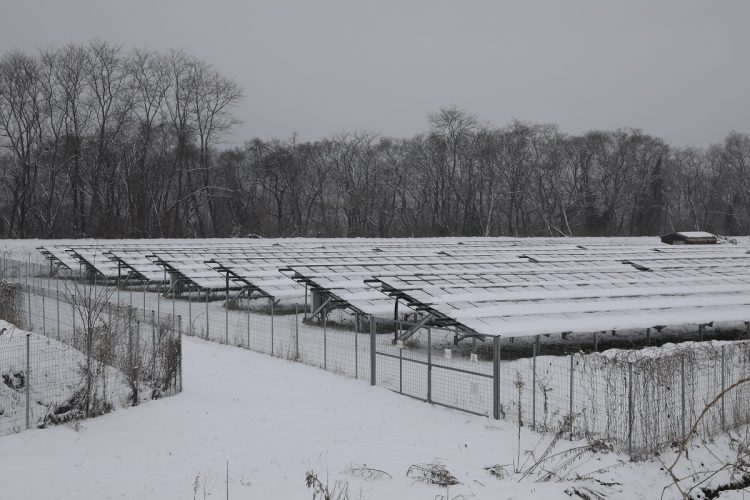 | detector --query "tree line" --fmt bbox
[1,41,748,239]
